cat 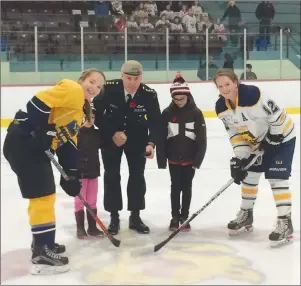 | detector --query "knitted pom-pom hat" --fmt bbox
[170,73,191,97]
